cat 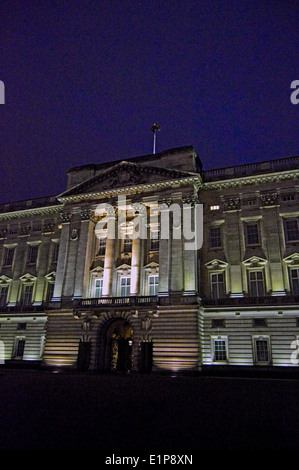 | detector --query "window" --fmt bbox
[97,238,106,256]
[13,337,25,359]
[123,235,132,254]
[150,233,159,251]
[0,286,8,307]
[52,243,59,263]
[282,194,295,202]
[209,227,221,248]
[248,271,265,297]
[210,205,219,211]
[94,278,103,298]
[27,244,39,265]
[17,322,26,330]
[290,269,299,295]
[22,284,33,307]
[212,319,225,328]
[3,247,14,267]
[285,219,299,242]
[245,223,260,245]
[253,318,267,327]
[47,282,55,302]
[212,337,228,362]
[253,337,270,364]
[210,272,225,299]
[148,275,159,296]
[120,277,130,297]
